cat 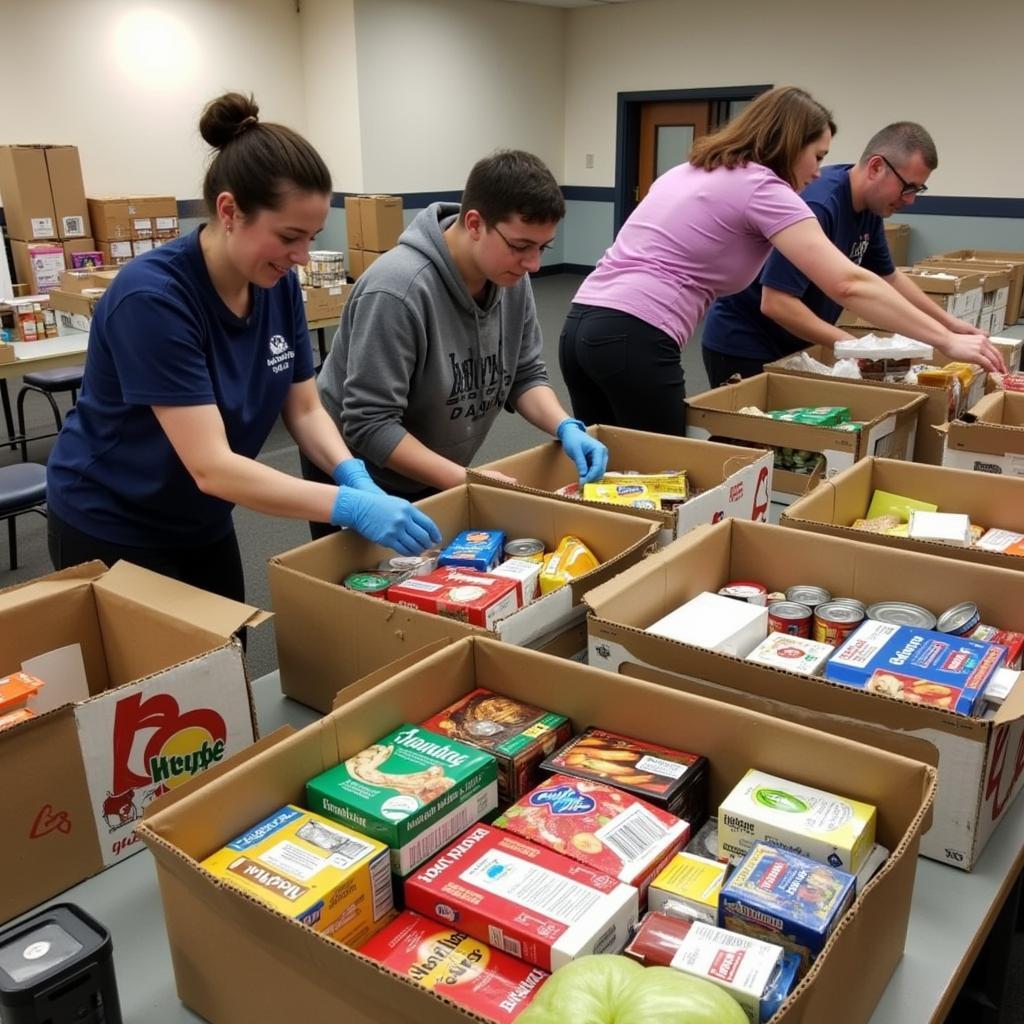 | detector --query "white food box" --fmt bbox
[646,592,767,657]
[745,632,833,676]
[489,557,542,604]
[976,527,1024,553]
[907,510,972,547]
